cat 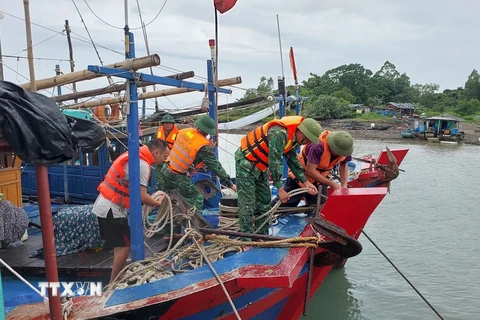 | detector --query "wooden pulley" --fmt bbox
[94,104,121,122]
[109,104,121,121]
[93,105,108,122]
